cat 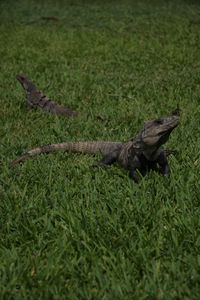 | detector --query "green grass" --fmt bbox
[0,0,200,299]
